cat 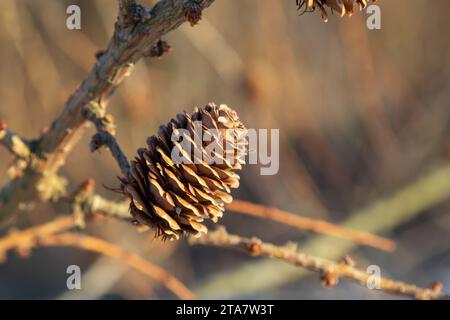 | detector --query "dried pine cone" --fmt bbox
[296,0,377,22]
[121,103,247,240]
